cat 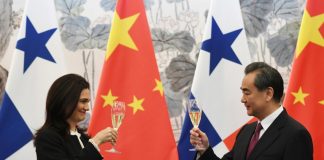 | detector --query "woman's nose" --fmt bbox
[84,103,90,110]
